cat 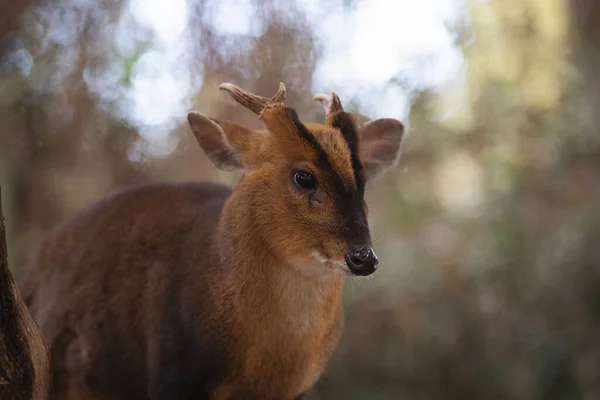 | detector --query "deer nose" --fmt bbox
[344,246,378,276]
